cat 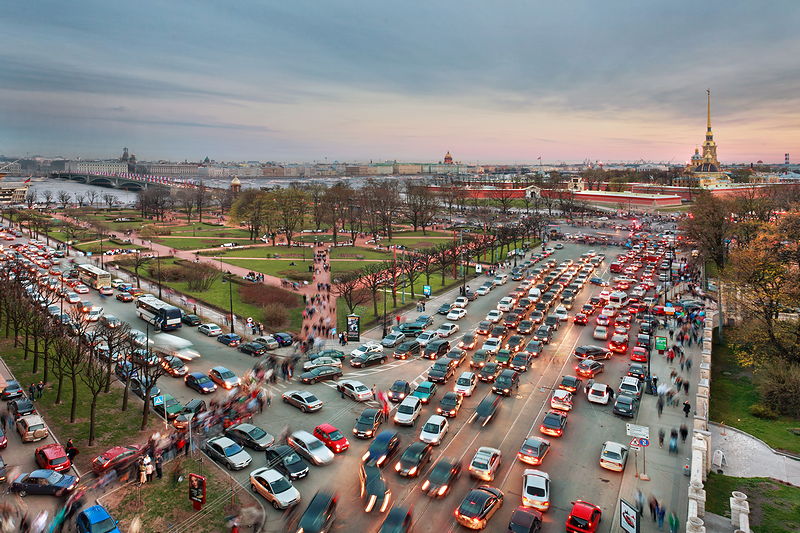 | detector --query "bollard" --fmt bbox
[689,481,706,517]
[730,491,749,529]
[687,516,706,533]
